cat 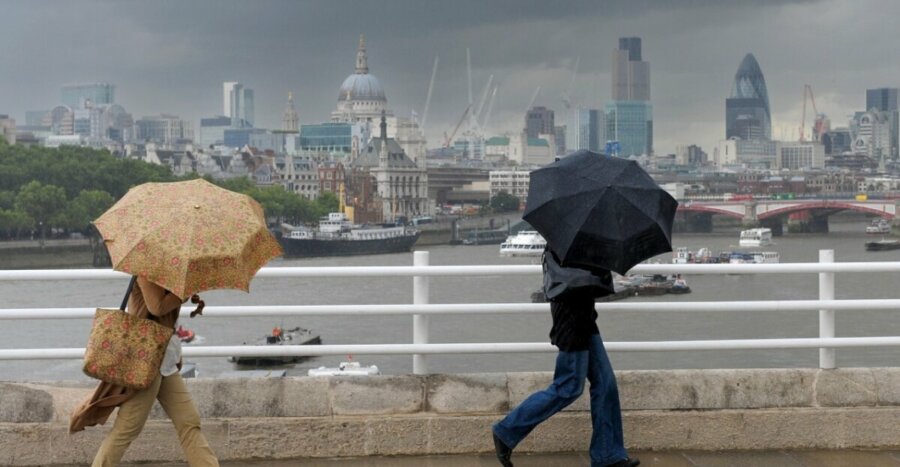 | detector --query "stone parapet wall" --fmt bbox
[2,368,900,465]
